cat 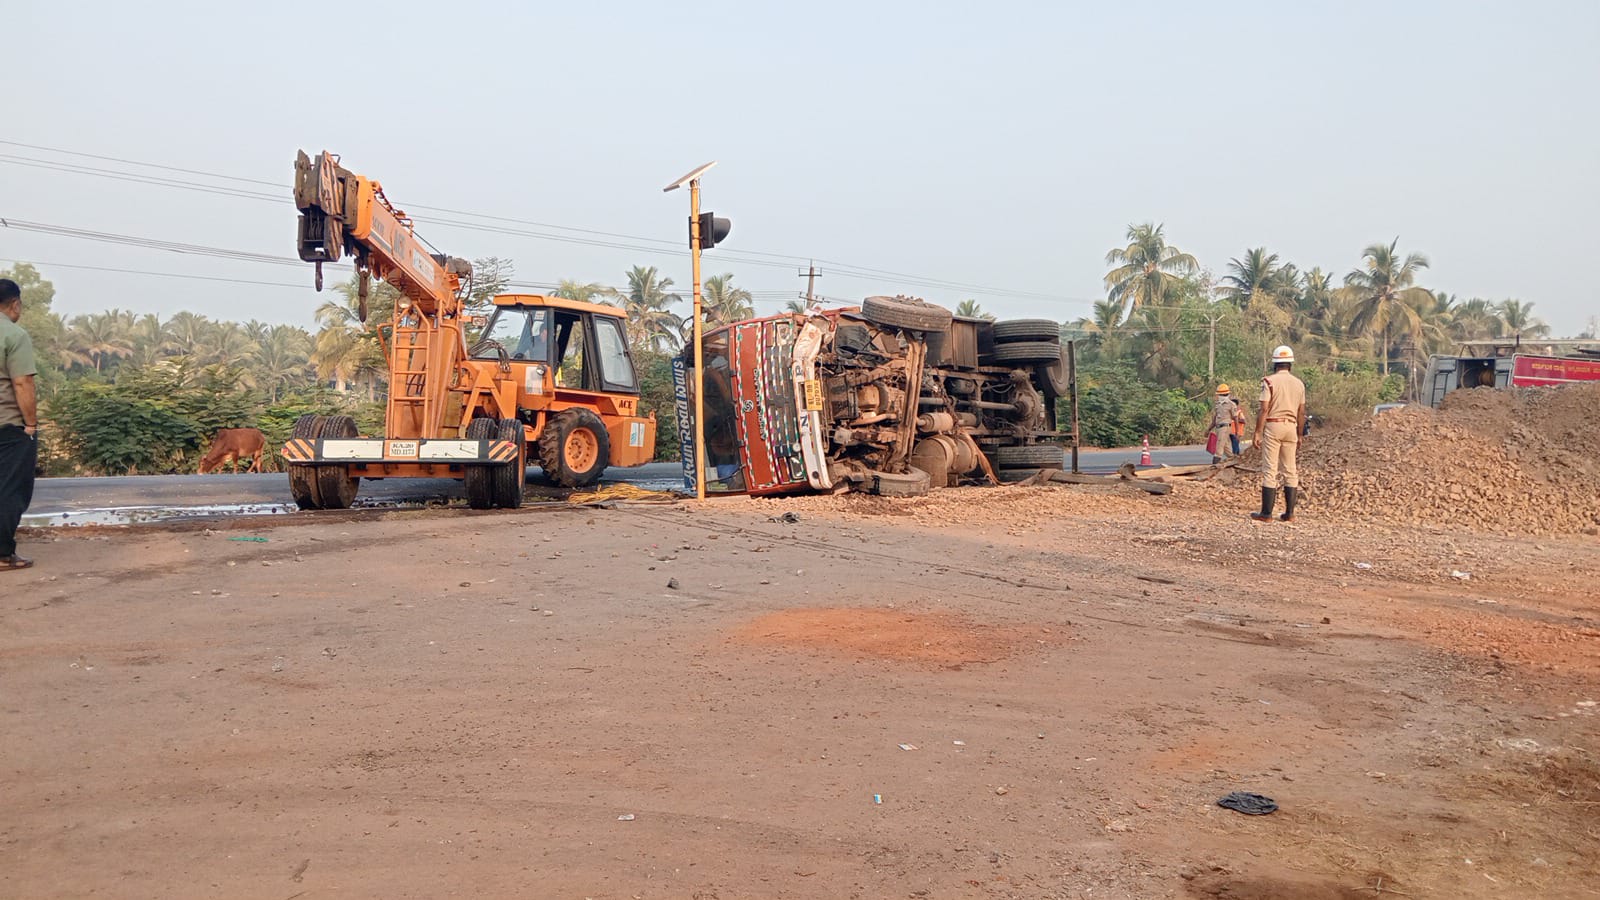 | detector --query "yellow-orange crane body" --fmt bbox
[282,150,656,510]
